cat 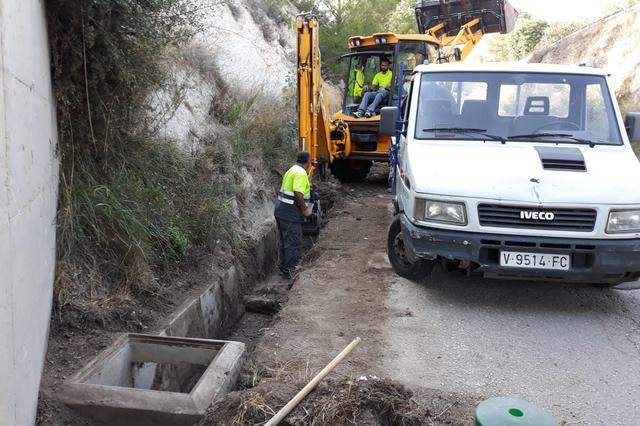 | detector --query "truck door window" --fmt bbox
[403,79,414,131]
[585,83,611,141]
